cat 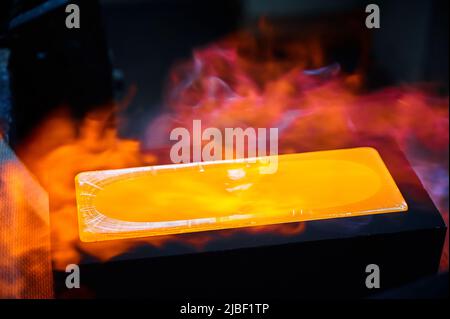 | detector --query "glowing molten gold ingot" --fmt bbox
[75,147,407,242]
